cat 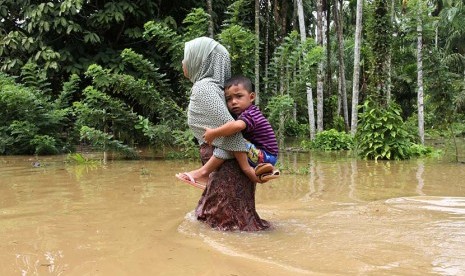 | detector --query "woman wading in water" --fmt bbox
[178,36,270,231]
